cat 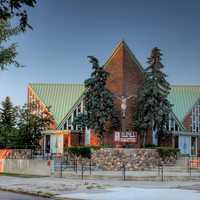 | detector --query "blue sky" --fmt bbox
[1,0,200,105]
